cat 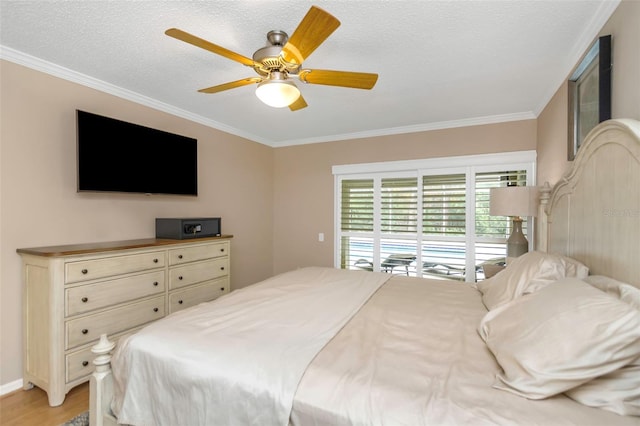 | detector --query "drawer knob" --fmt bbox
[220,248,225,252]
[220,287,225,291]
[82,361,89,367]
[81,329,88,335]
[81,269,88,275]
[153,258,159,263]
[178,300,183,305]
[153,307,159,312]
[81,297,88,303]
[153,281,159,286]
[178,276,183,280]
[220,266,225,271]
[178,254,183,259]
